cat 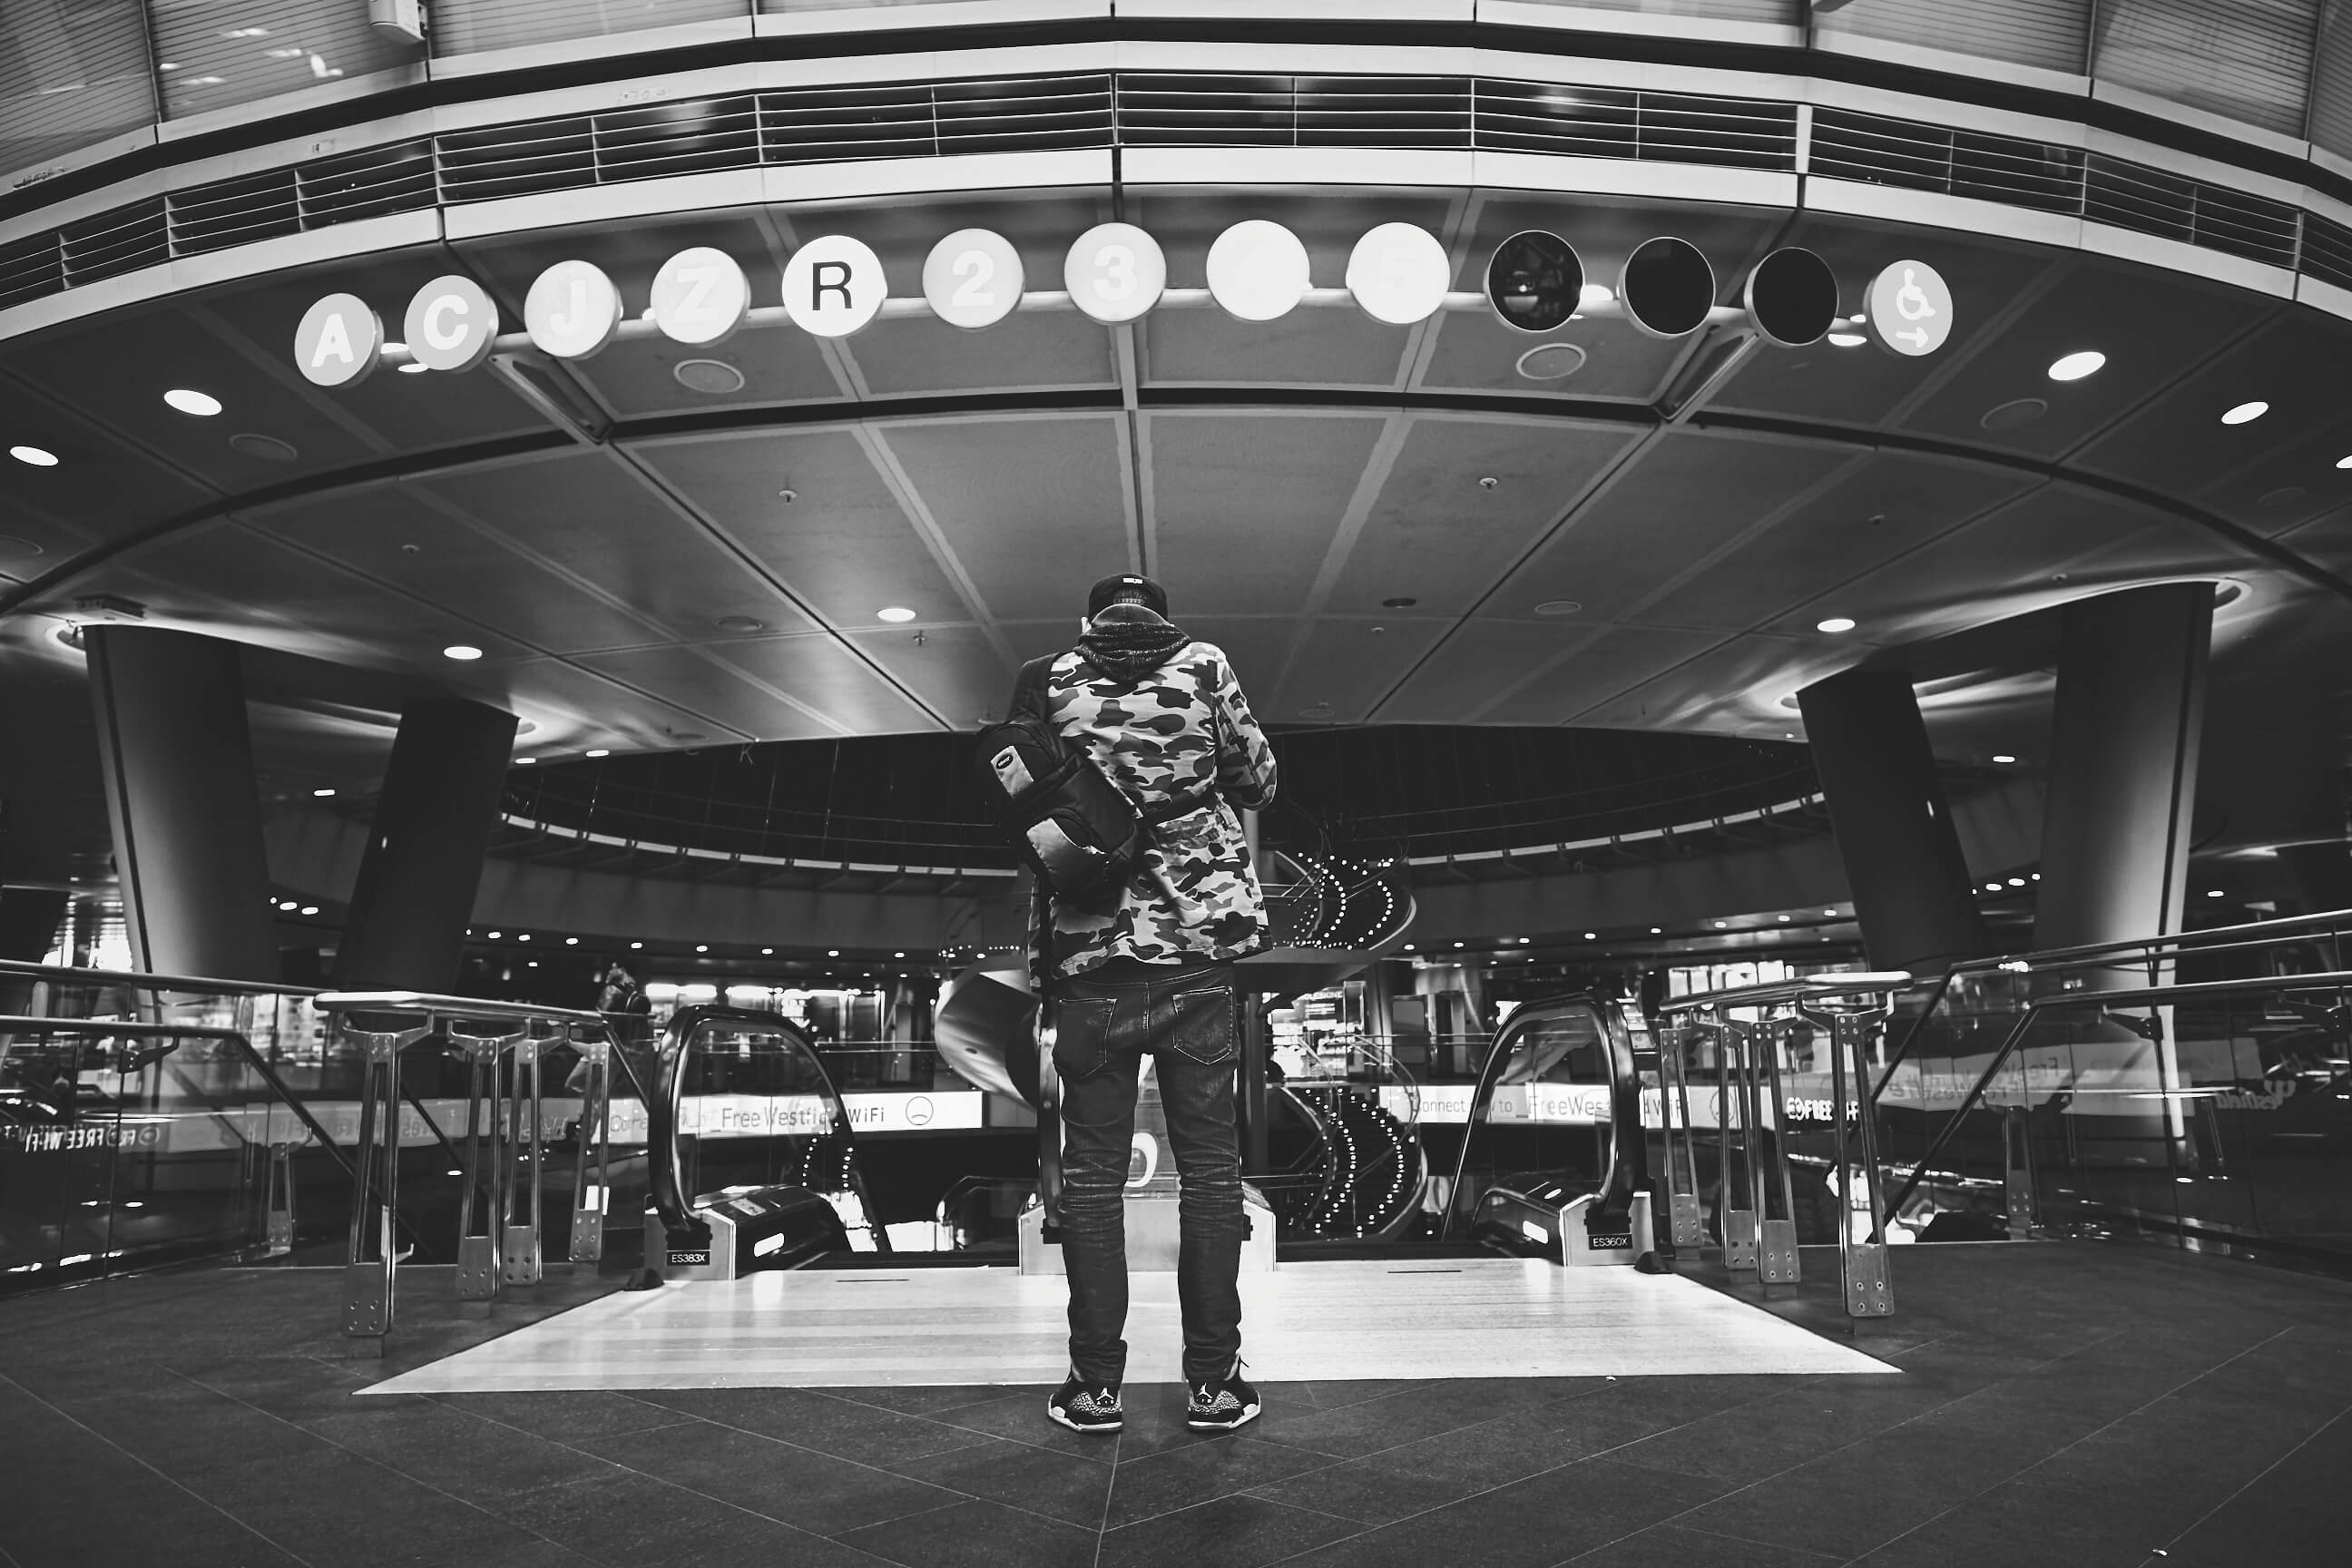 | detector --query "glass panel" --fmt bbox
[2308,6,2352,159]
[1450,1004,1612,1238]
[2092,0,2319,137]
[676,1015,879,1248]
[431,0,750,56]
[0,0,154,176]
[150,0,419,122]
[1815,0,2091,74]
[1498,1,1798,24]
